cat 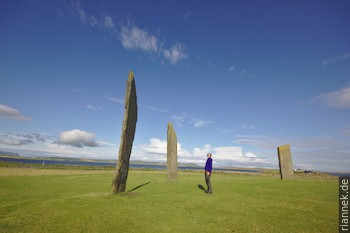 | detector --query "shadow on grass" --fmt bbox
[128,181,152,192]
[198,184,206,193]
